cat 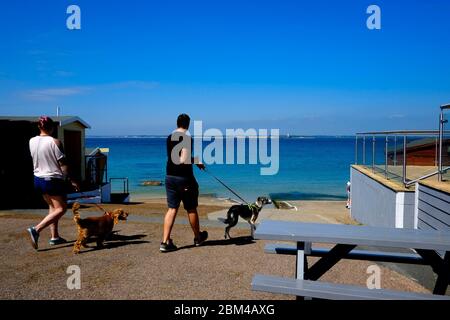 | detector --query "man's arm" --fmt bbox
[193,156,205,170]
[179,147,190,164]
[179,149,205,169]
